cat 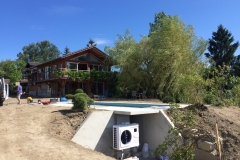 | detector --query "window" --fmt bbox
[90,55,100,63]
[49,66,52,73]
[73,53,88,61]
[90,65,107,71]
[67,62,78,71]
[78,64,88,70]
[44,66,49,79]
[54,64,58,71]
